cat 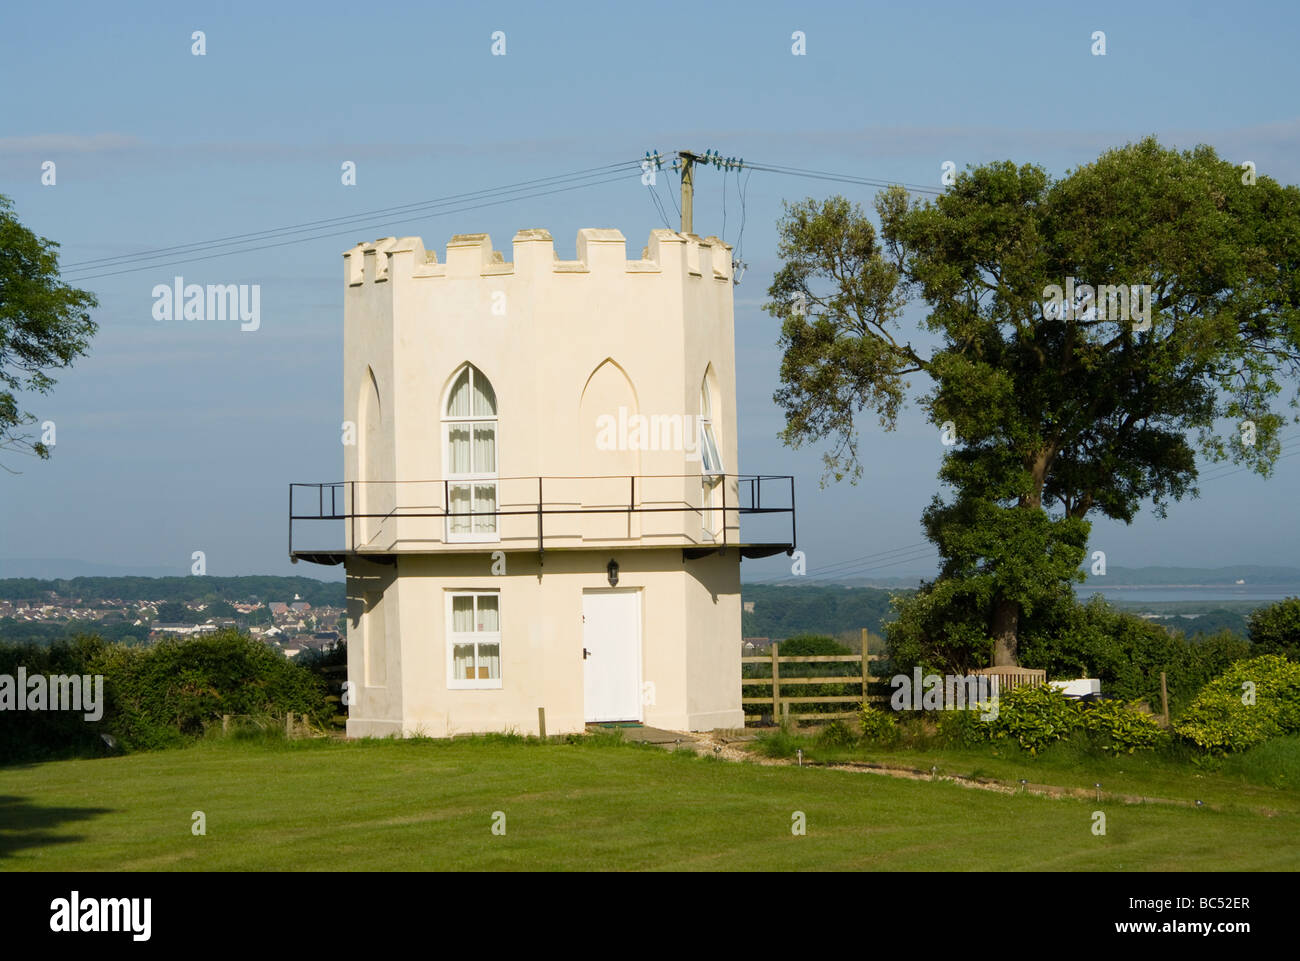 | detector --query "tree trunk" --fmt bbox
[991,594,1020,666]
[988,447,1054,667]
